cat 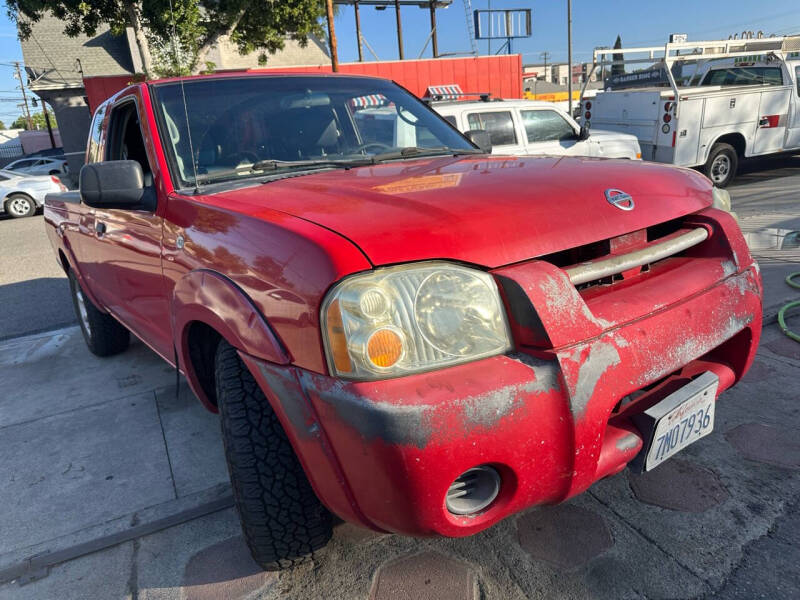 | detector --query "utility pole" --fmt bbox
[325,0,339,71]
[429,1,439,58]
[395,0,404,59]
[42,102,56,148]
[354,1,363,62]
[13,62,33,130]
[540,51,551,83]
[567,0,573,114]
